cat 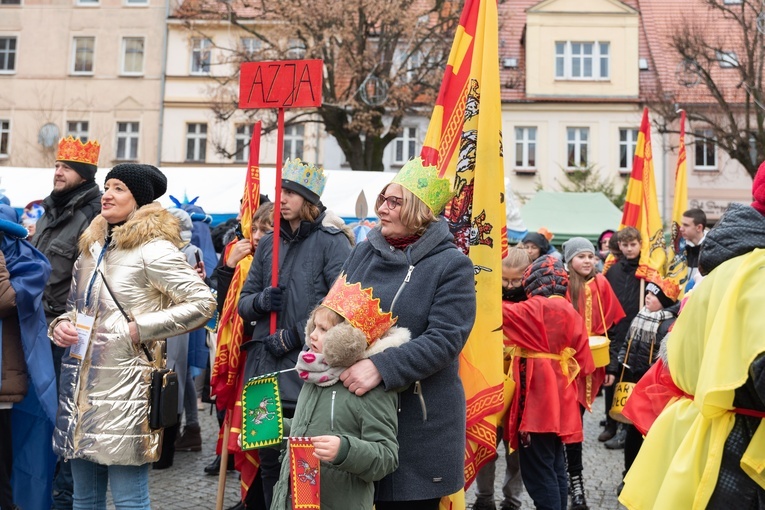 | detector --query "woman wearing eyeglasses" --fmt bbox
[339,157,476,510]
